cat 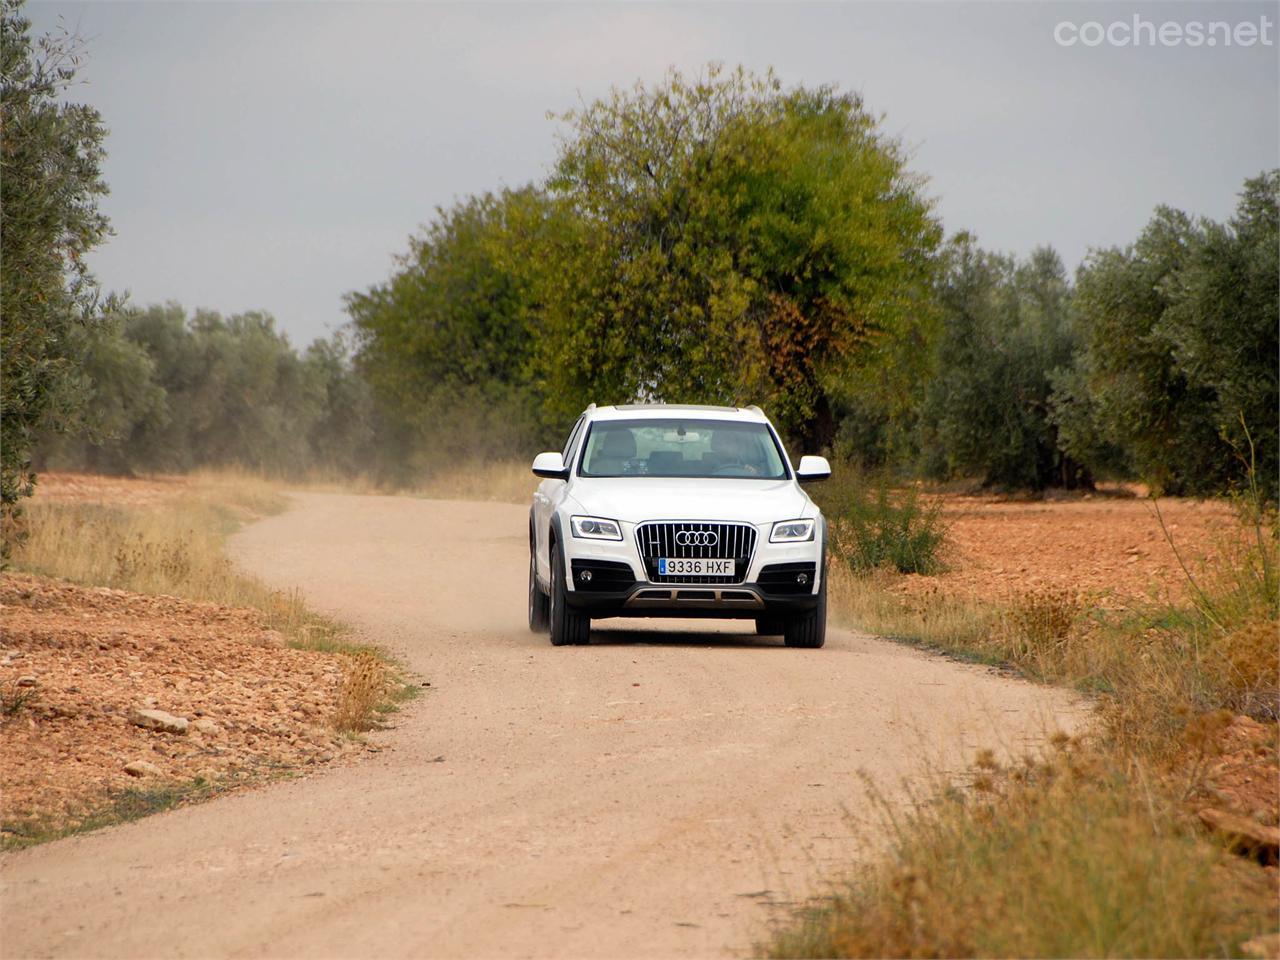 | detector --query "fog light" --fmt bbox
[580,569,593,582]
[797,572,809,585]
